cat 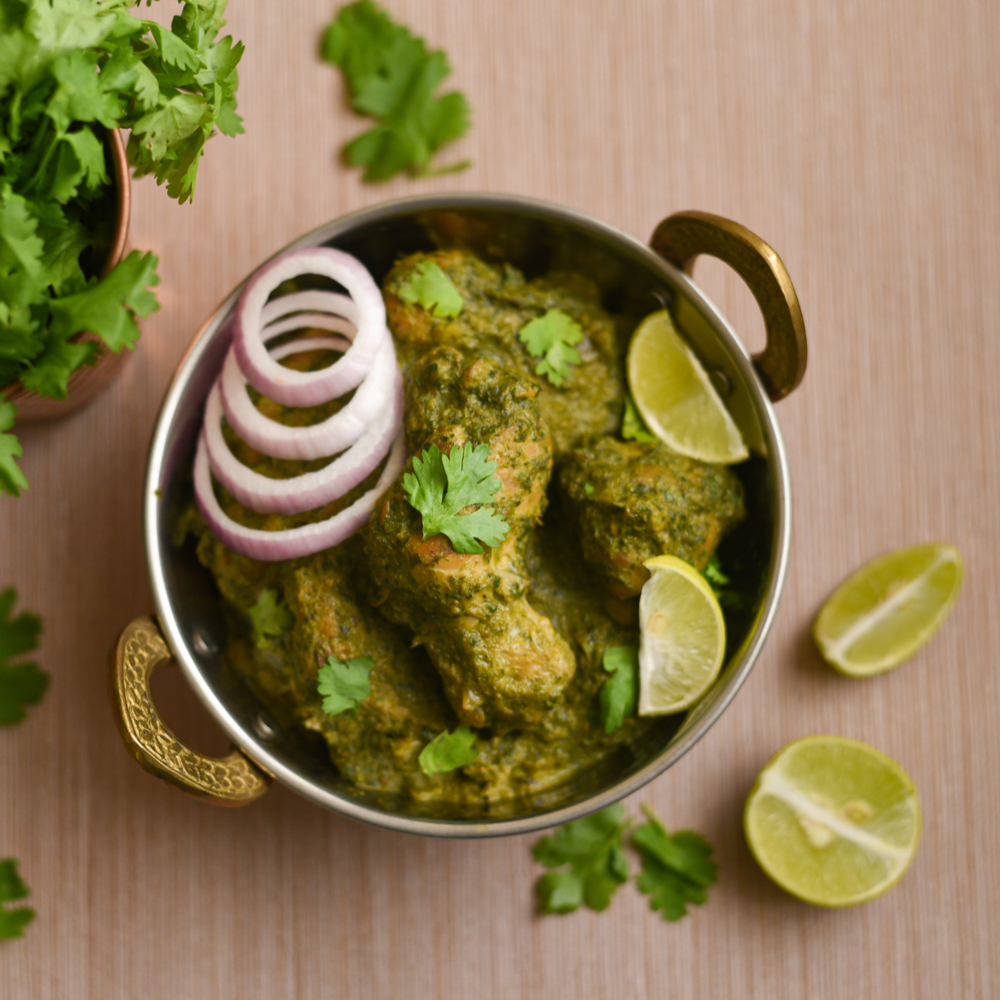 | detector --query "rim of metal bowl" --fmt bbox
[145,192,790,838]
